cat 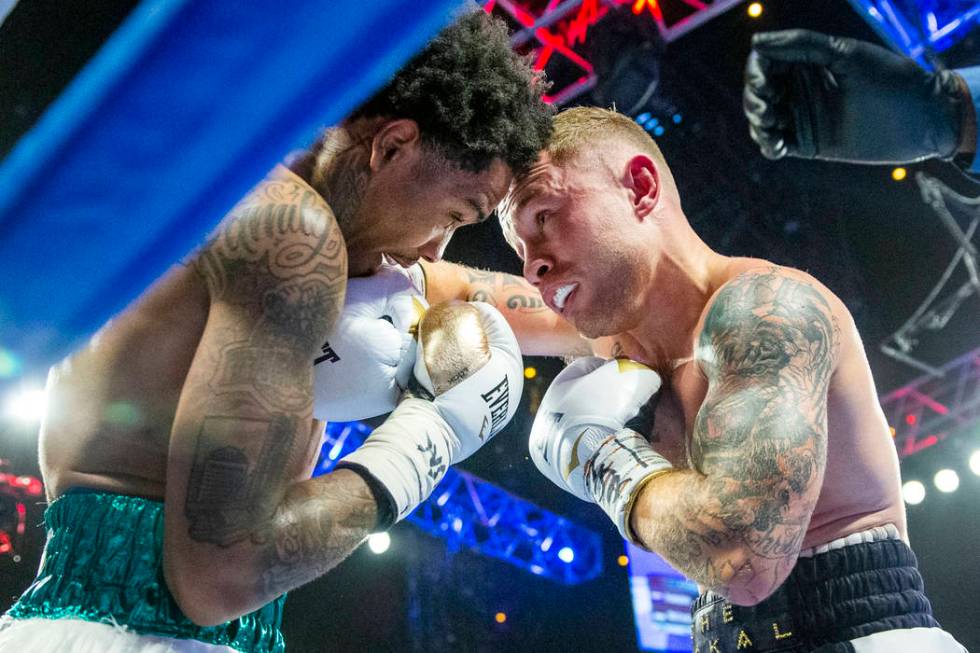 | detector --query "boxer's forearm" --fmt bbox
[255,469,378,598]
[460,268,590,357]
[629,470,797,606]
[423,261,590,358]
[170,467,378,625]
